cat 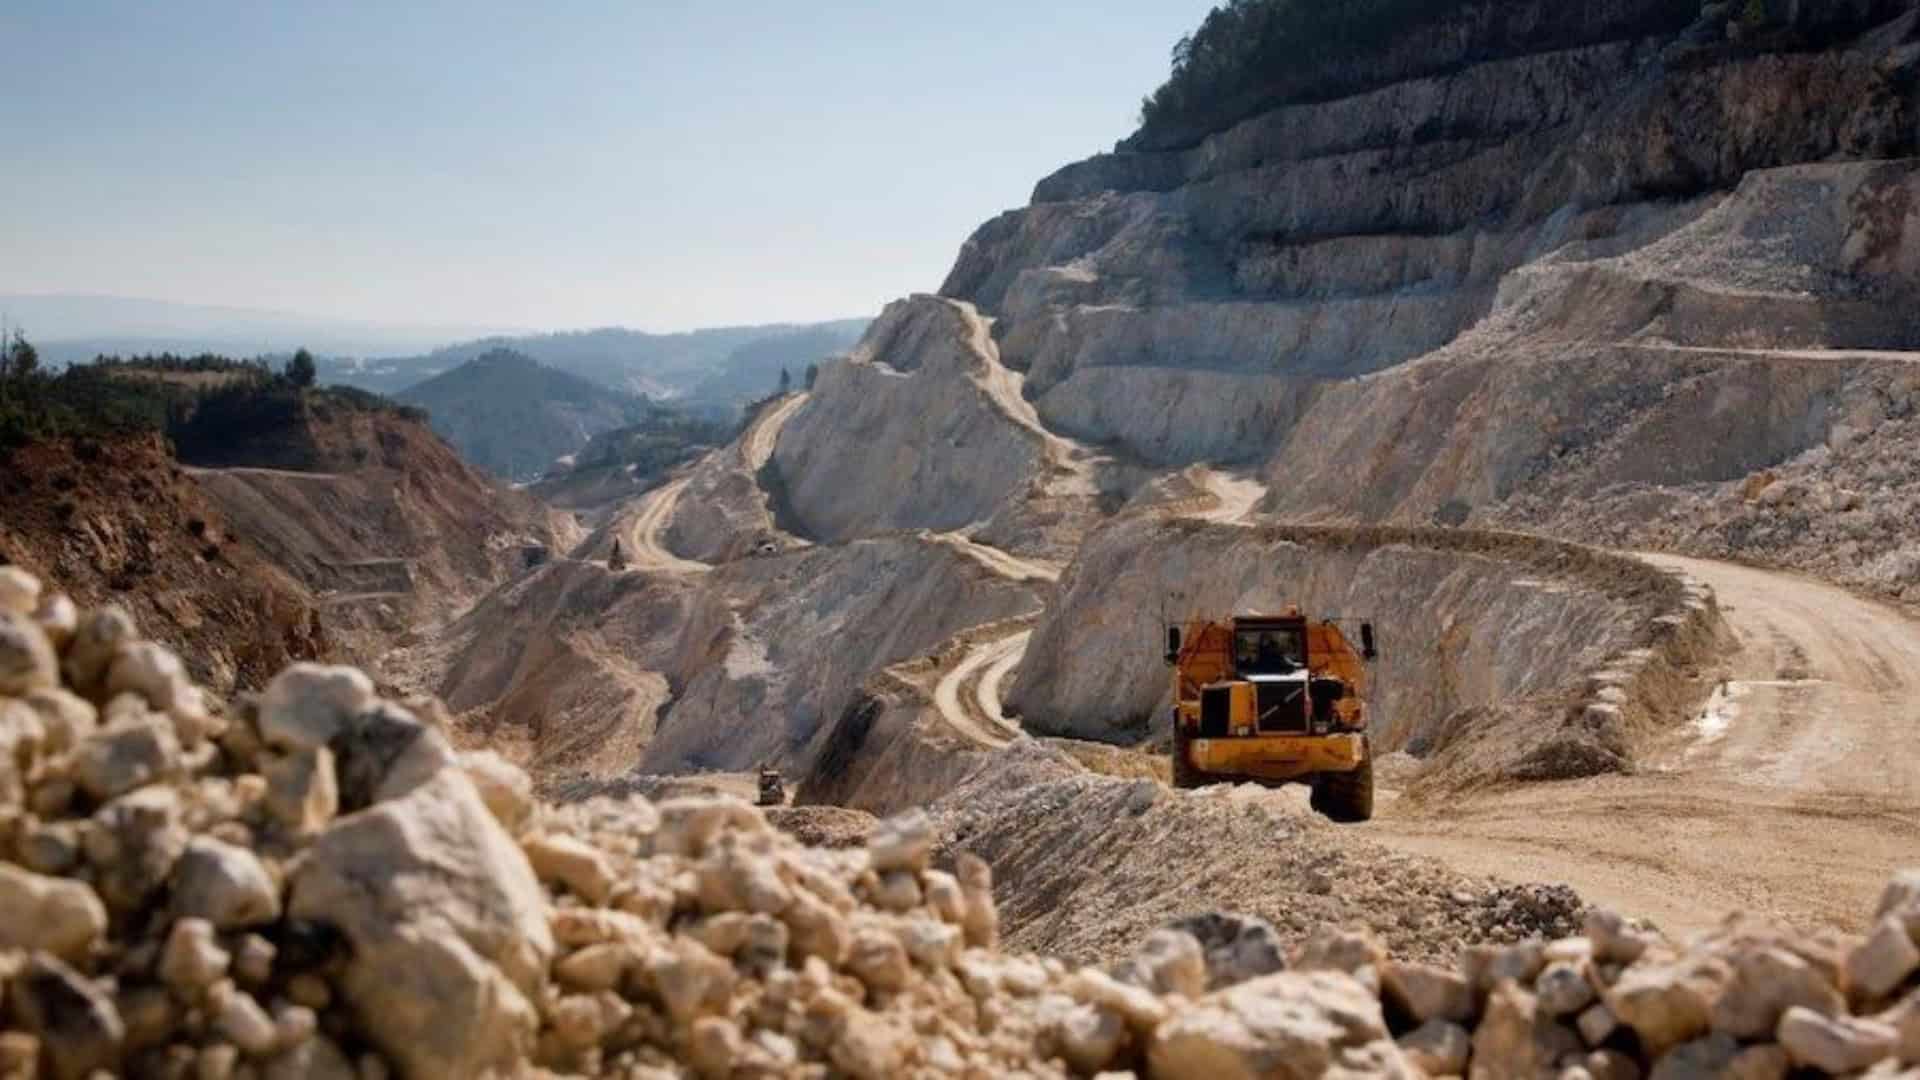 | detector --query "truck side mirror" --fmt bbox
[1164,626,1182,666]
[1360,622,1378,661]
